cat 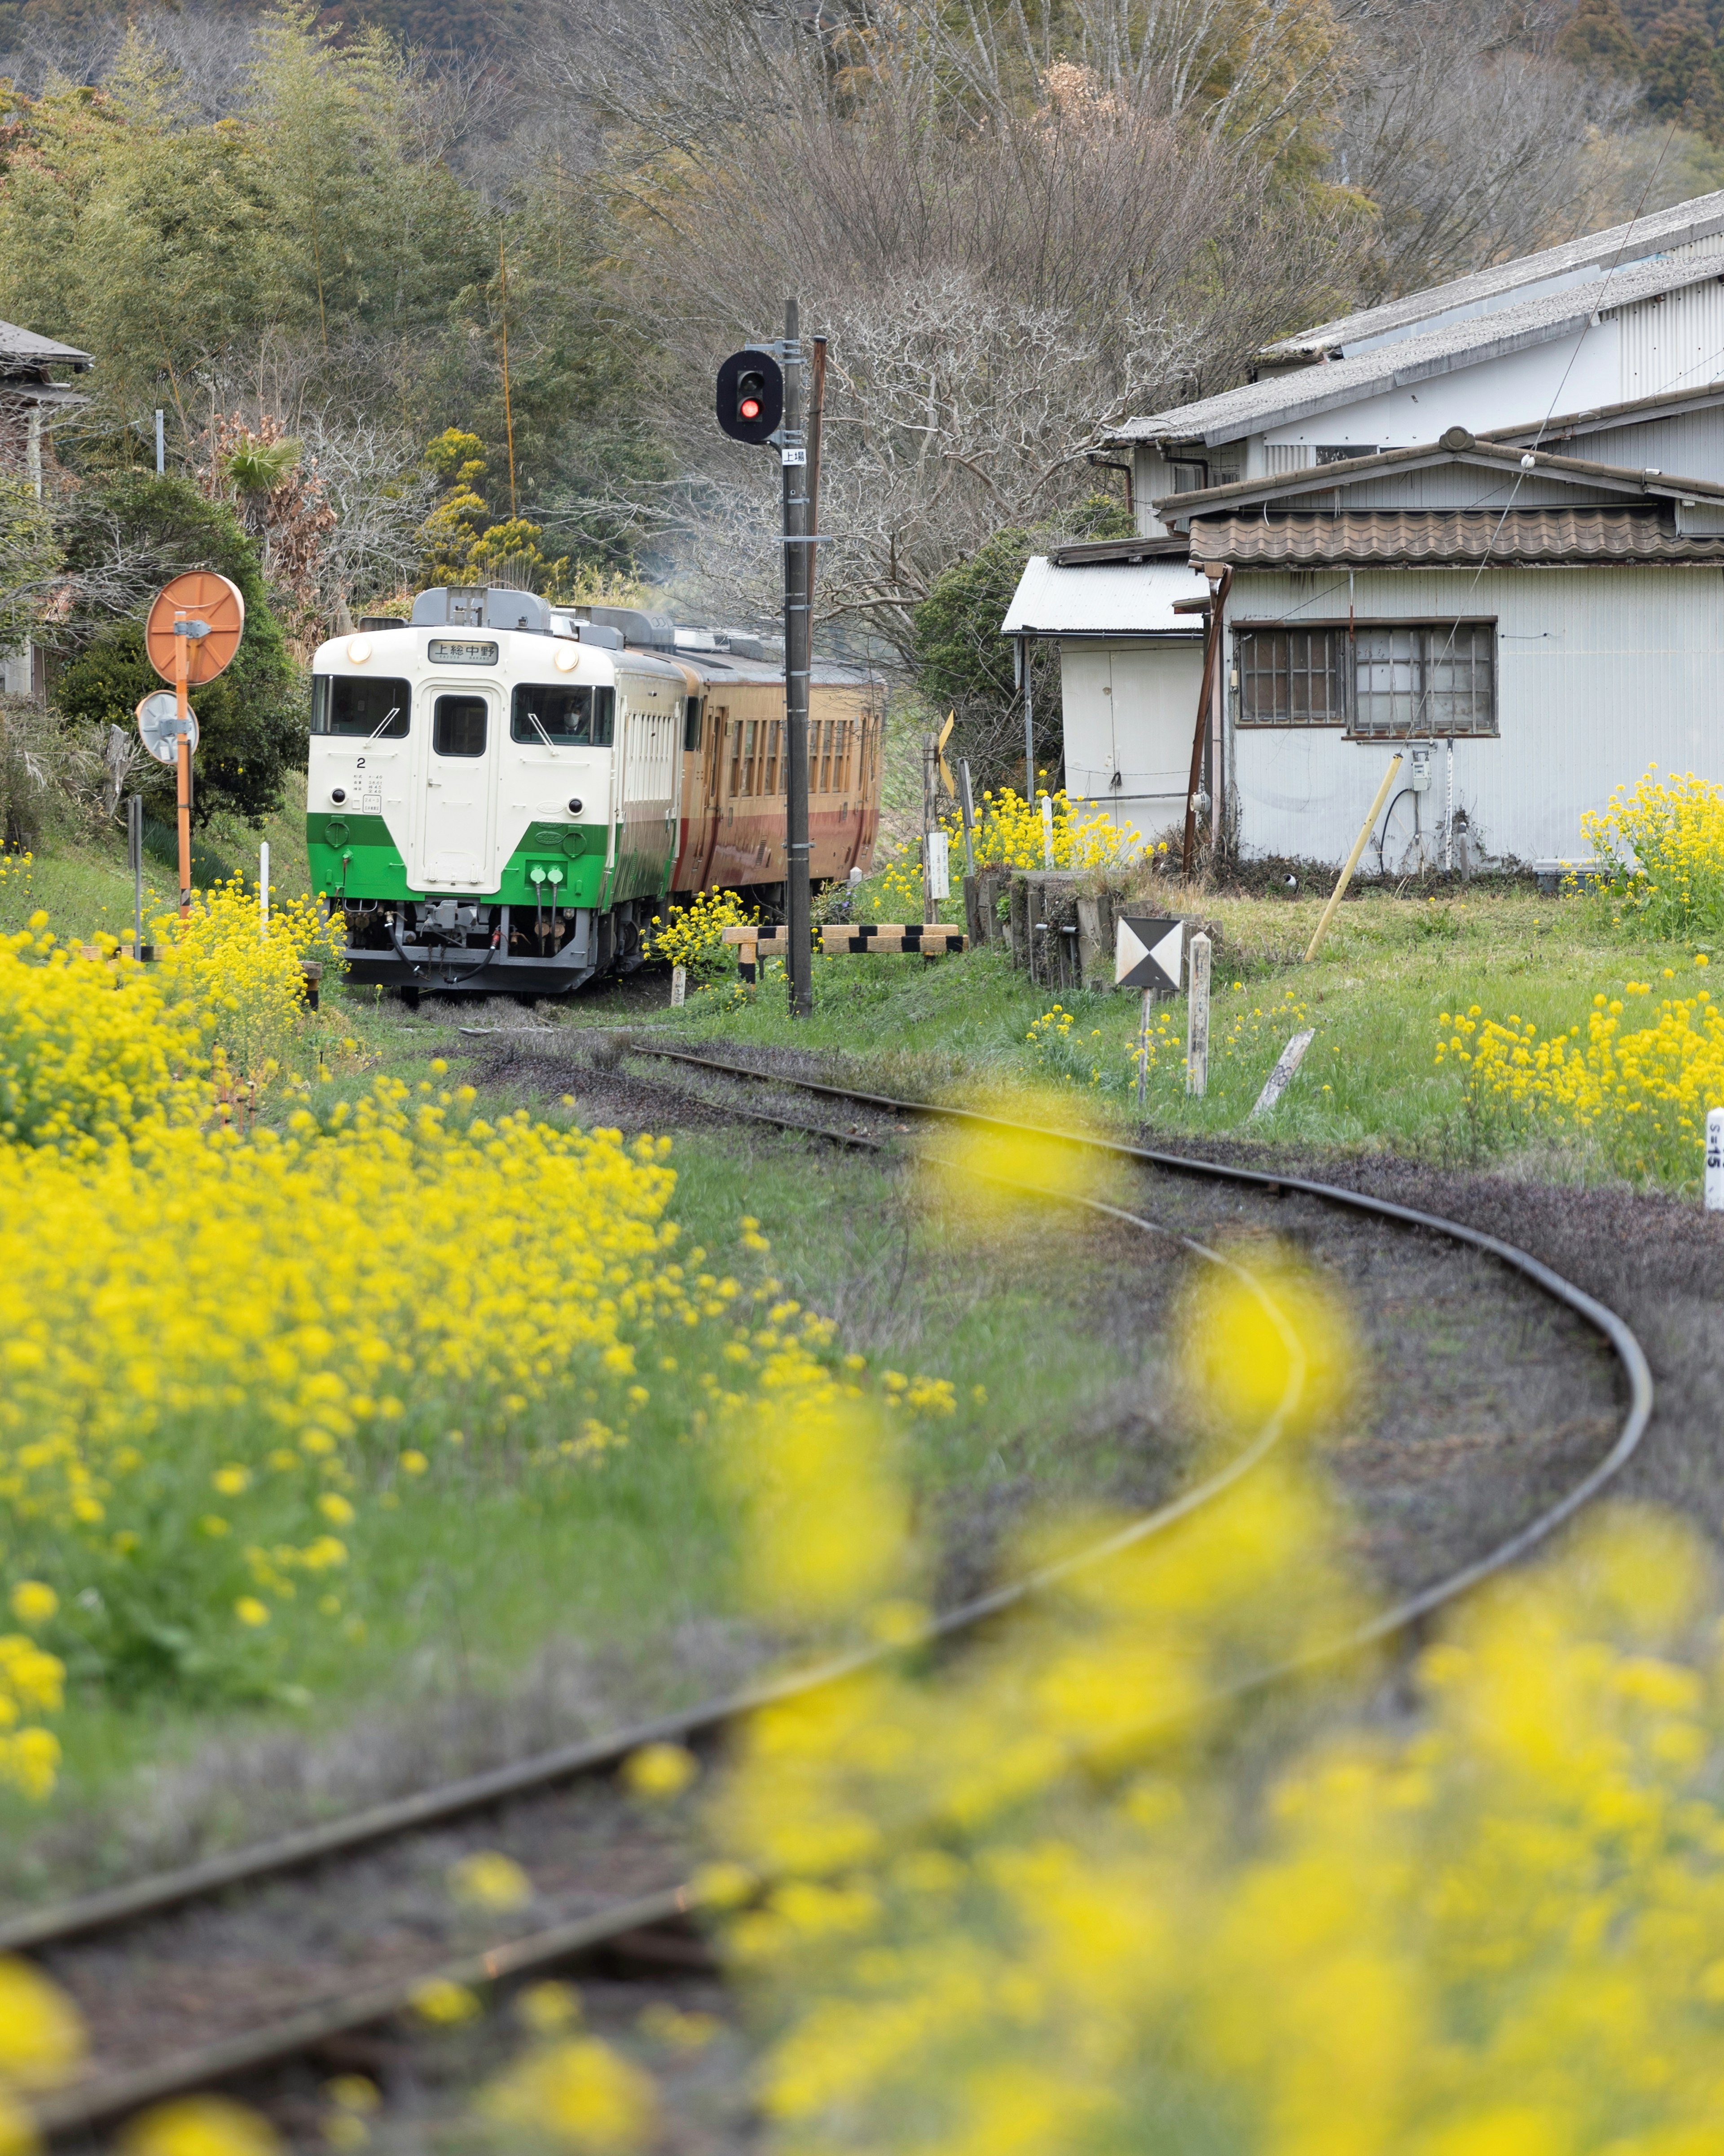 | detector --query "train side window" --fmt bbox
[683,697,703,752]
[312,675,410,738]
[765,720,780,795]
[819,720,833,793]
[728,721,742,796]
[433,694,487,757]
[836,719,850,792]
[743,719,757,795]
